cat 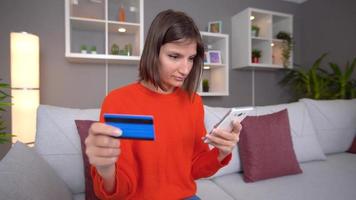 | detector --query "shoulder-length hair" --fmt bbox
[139,9,204,97]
